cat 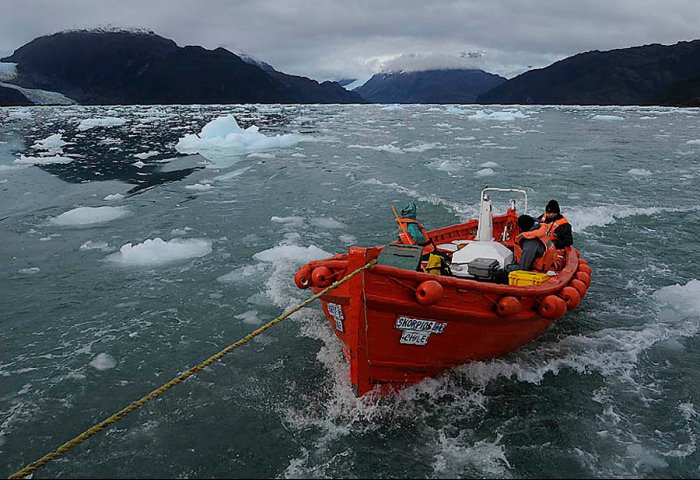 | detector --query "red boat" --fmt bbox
[294,189,592,396]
